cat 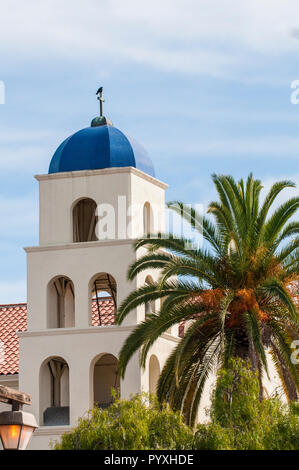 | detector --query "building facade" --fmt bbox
[0,111,179,449]
[0,105,284,451]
